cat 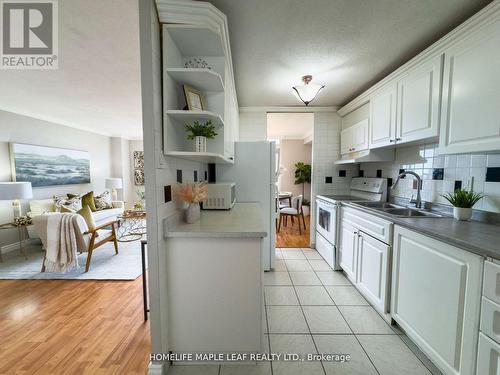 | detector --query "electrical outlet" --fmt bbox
[164,185,172,203]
